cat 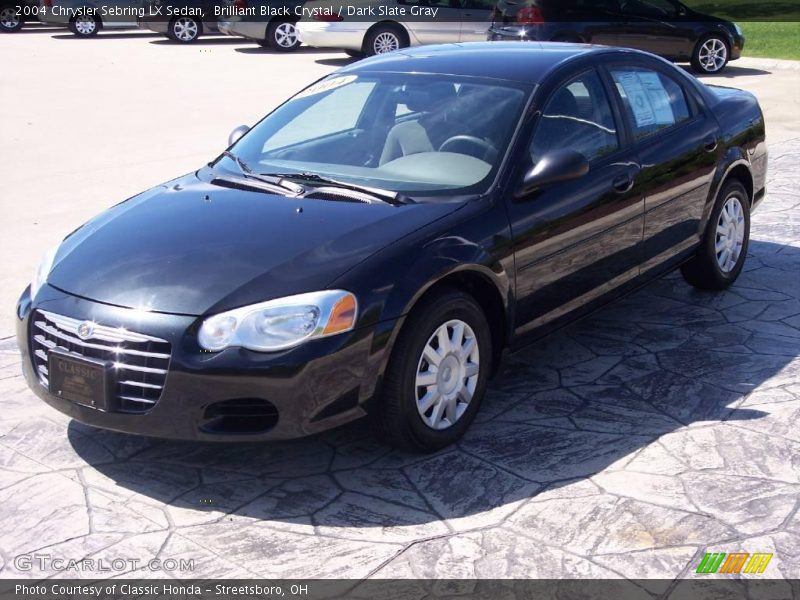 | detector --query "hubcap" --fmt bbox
[415,319,480,431]
[373,31,399,54]
[715,195,745,273]
[274,22,297,48]
[174,17,198,41]
[74,16,95,35]
[699,38,727,72]
[1,7,20,28]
